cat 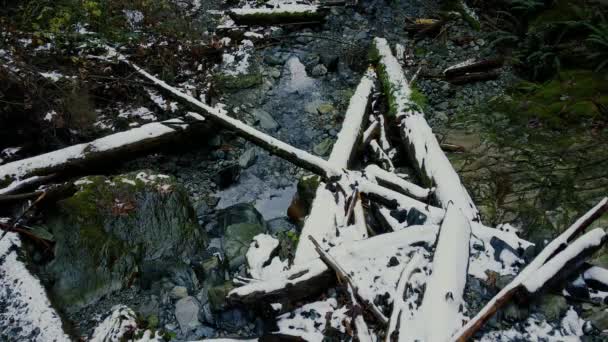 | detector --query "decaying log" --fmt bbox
[411,205,471,342]
[443,58,504,78]
[452,197,608,342]
[370,37,480,222]
[294,69,375,264]
[228,5,326,26]
[0,114,211,188]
